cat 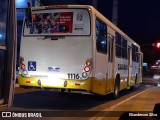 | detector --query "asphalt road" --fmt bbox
[12,83,149,111]
[1,70,160,120]
[1,80,159,120]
